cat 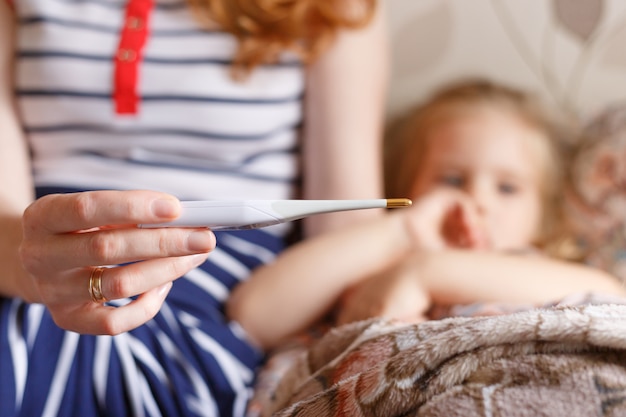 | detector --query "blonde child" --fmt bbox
[227,79,626,350]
